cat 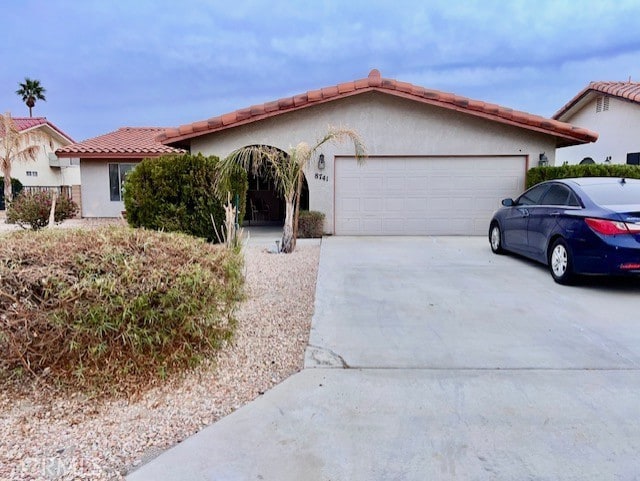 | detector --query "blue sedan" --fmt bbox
[489,177,640,284]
